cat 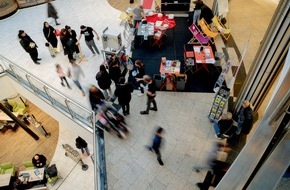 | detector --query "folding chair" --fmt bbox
[198,18,219,43]
[188,24,211,45]
[151,30,165,48]
[212,16,231,40]
[183,44,195,74]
